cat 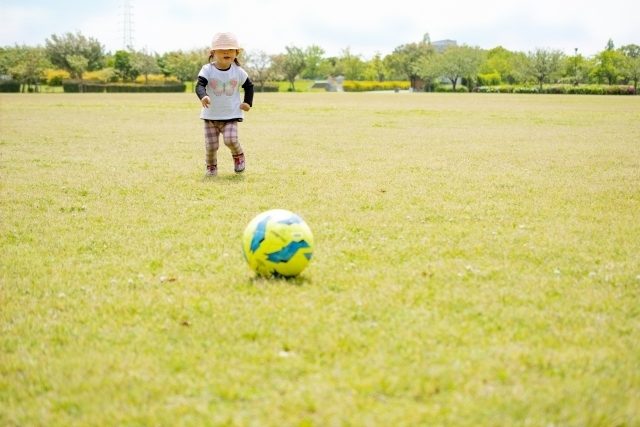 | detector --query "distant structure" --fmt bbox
[432,39,457,52]
[119,0,135,50]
